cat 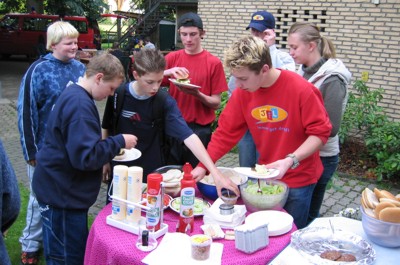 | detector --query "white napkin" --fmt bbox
[203,198,246,229]
[142,233,224,265]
